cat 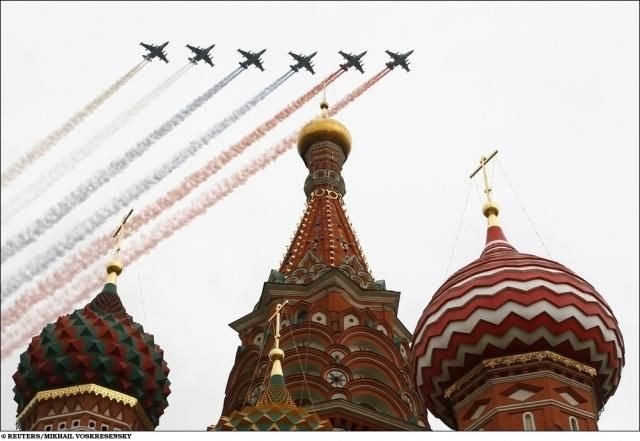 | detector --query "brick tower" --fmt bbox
[411,152,624,430]
[217,100,429,430]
